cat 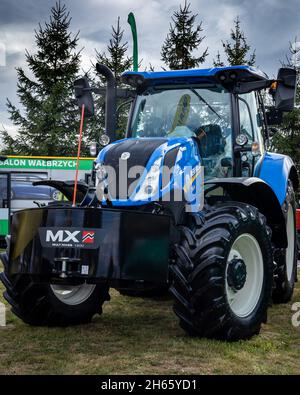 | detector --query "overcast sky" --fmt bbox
[0,0,299,138]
